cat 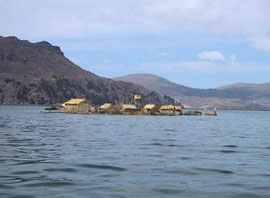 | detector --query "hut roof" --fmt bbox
[144,104,156,109]
[64,99,89,105]
[122,104,137,110]
[100,103,113,109]
[160,105,175,110]
[174,106,182,110]
[182,104,191,109]
[134,94,142,100]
